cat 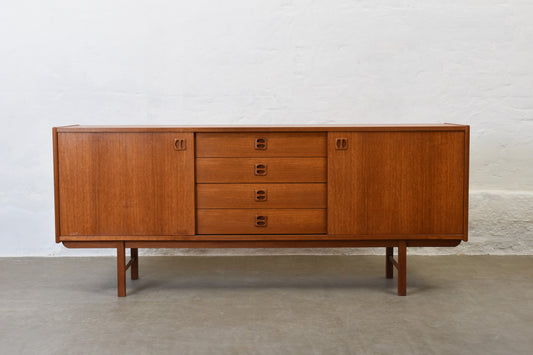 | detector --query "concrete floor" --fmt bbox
[1,255,532,354]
